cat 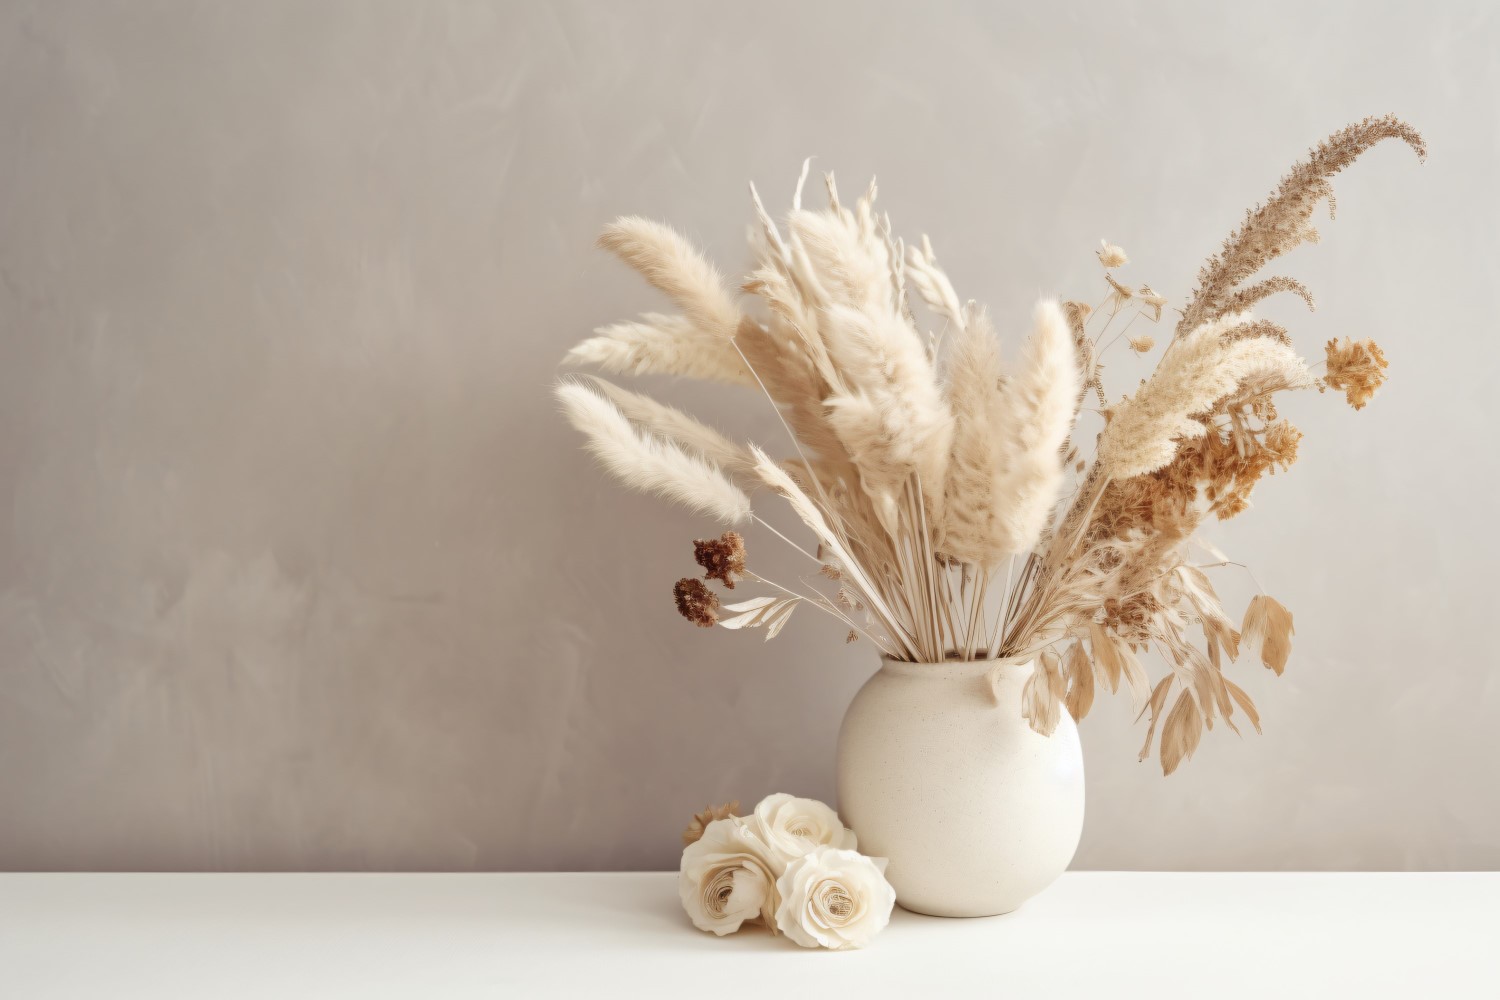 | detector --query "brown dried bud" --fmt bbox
[673,578,720,627]
[693,530,746,589]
